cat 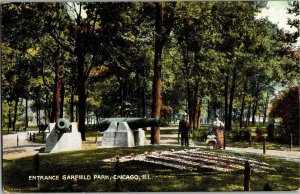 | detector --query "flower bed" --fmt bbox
[103,149,274,172]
